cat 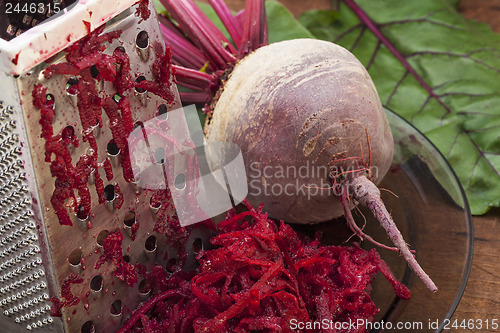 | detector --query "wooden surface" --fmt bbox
[202,0,500,331]
[434,3,500,331]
